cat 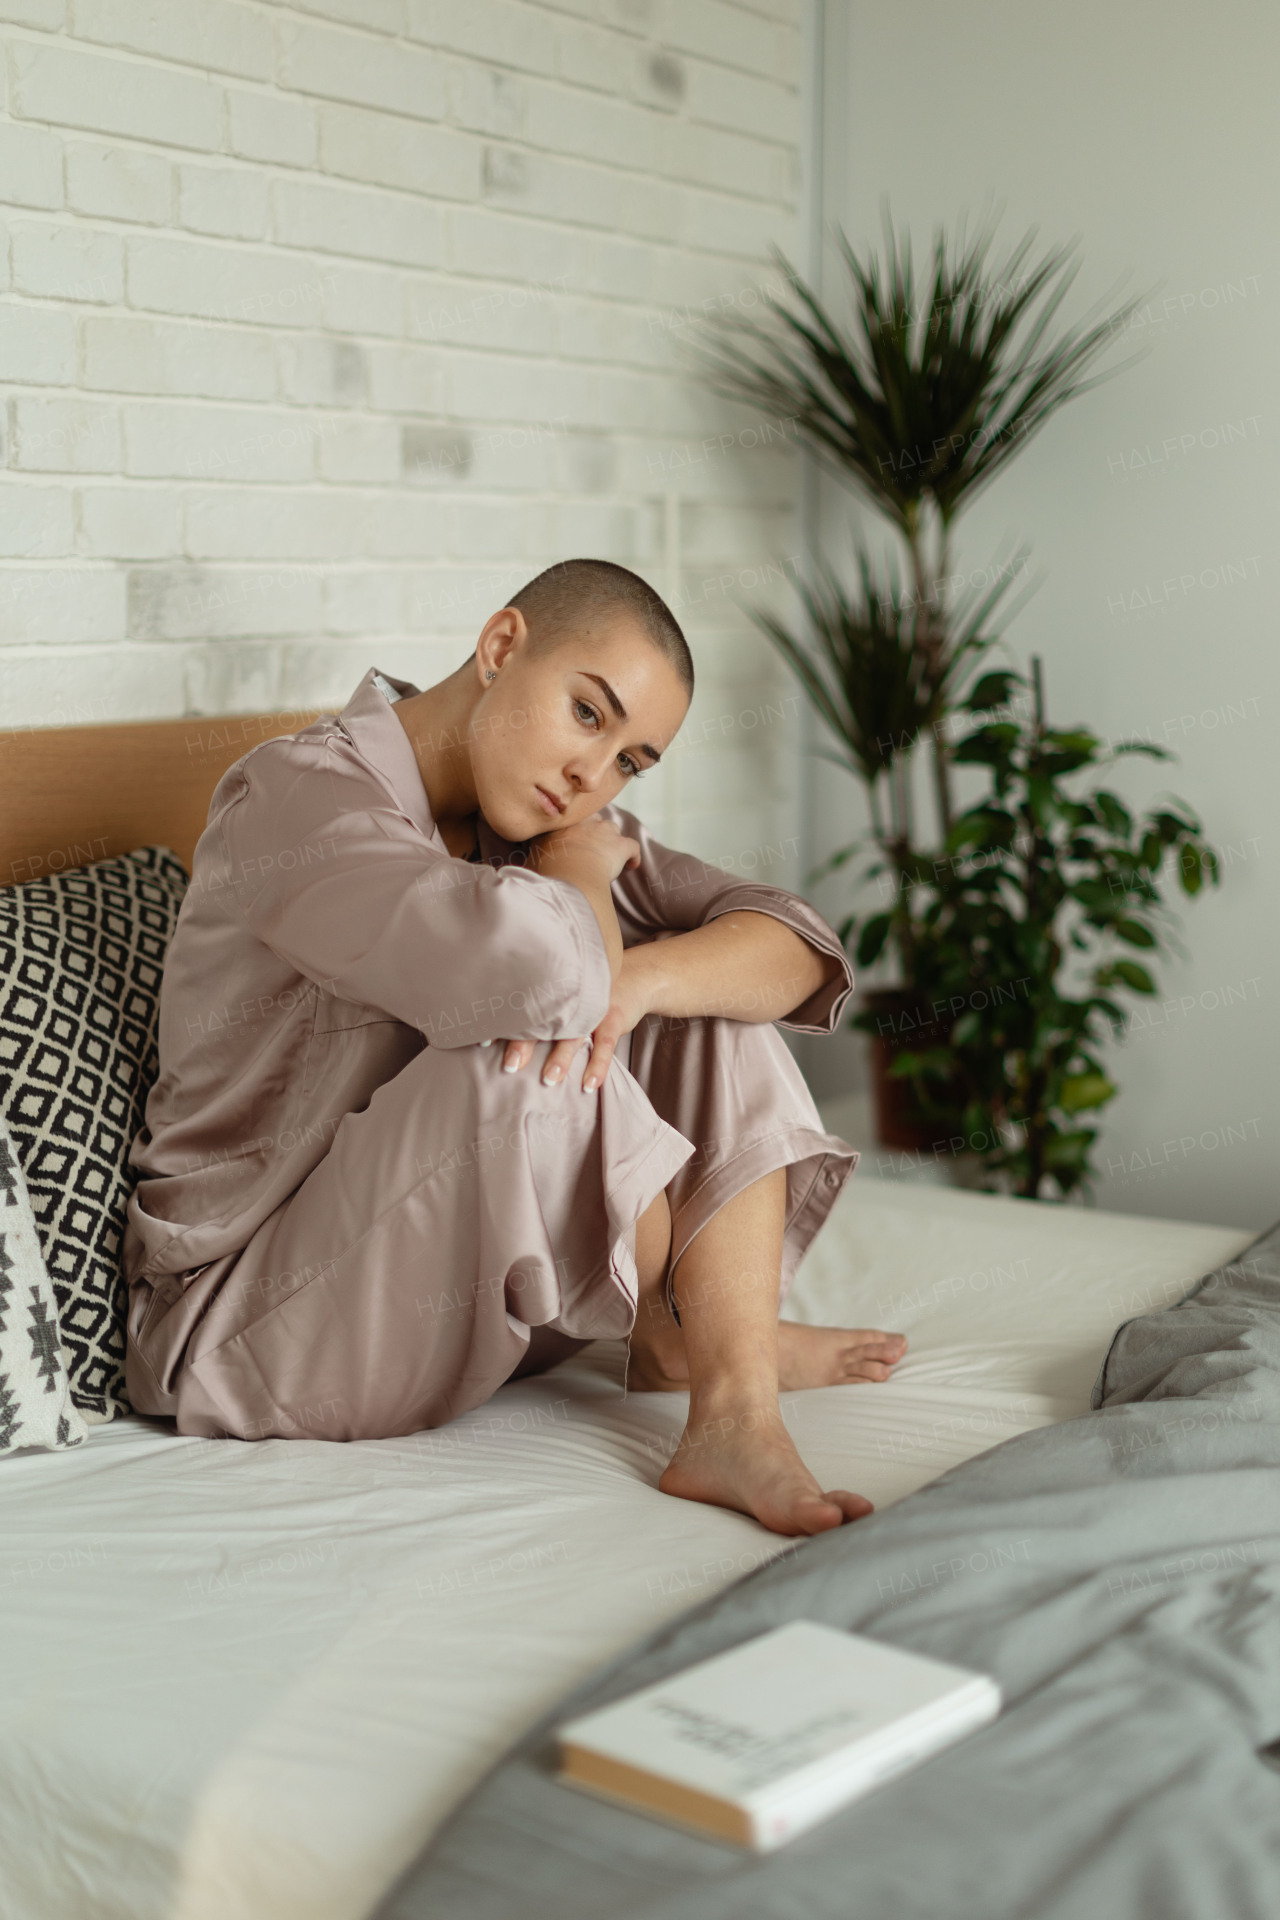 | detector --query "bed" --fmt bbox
[0,705,1257,1920]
